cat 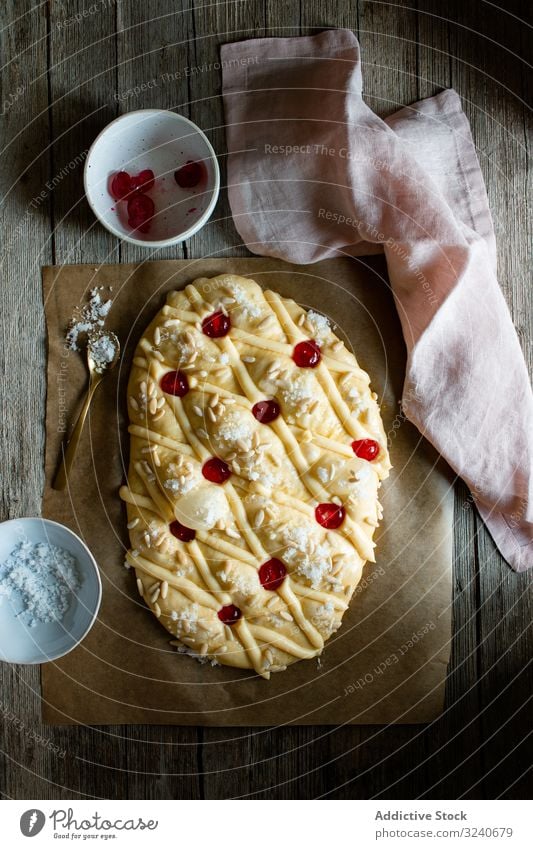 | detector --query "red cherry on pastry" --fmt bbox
[202,310,231,338]
[160,370,189,397]
[110,170,133,200]
[217,604,242,625]
[293,340,321,368]
[258,558,287,591]
[202,457,231,484]
[252,399,280,424]
[175,161,205,188]
[315,503,346,530]
[351,439,380,461]
[169,520,196,542]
